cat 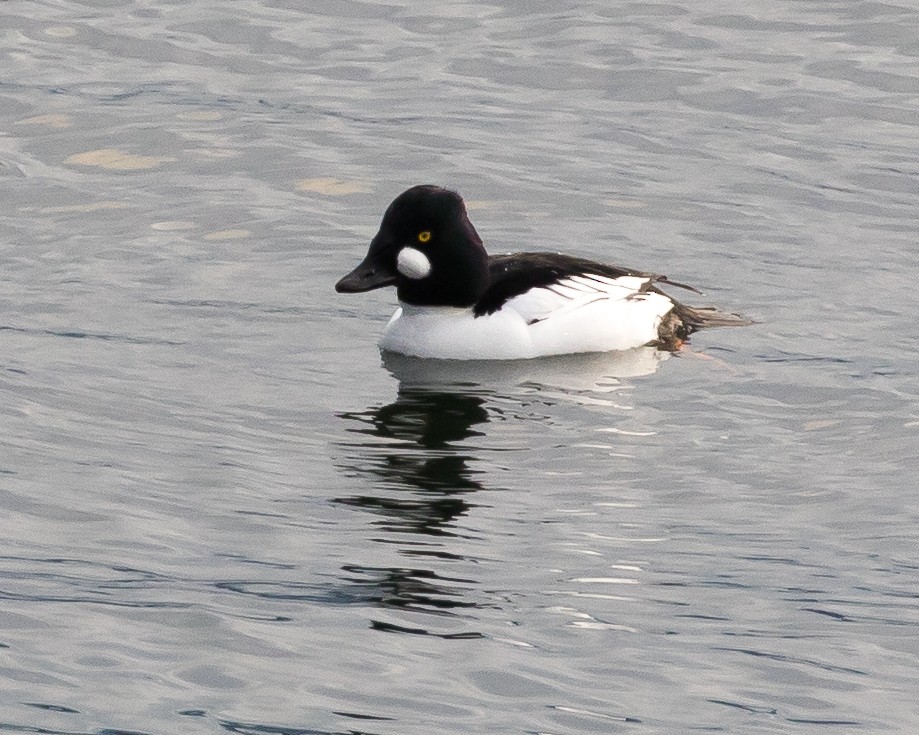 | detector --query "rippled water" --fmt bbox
[2,1,919,733]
